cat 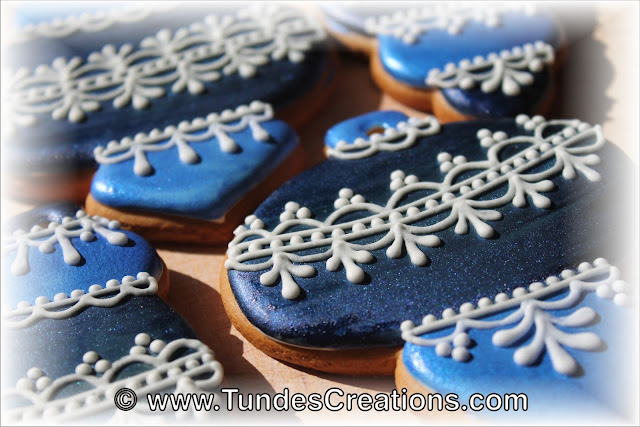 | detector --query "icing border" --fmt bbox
[2,334,223,423]
[5,5,325,131]
[94,101,274,175]
[226,115,605,300]
[327,115,440,159]
[2,272,158,329]
[425,41,554,96]
[2,210,128,276]
[401,259,632,376]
